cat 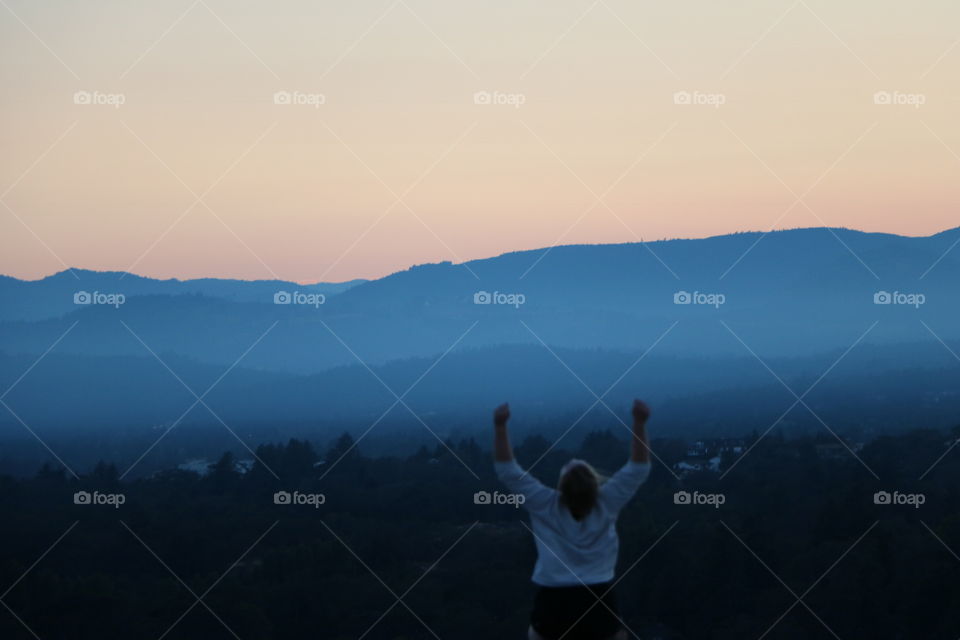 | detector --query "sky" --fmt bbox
[1,0,958,283]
